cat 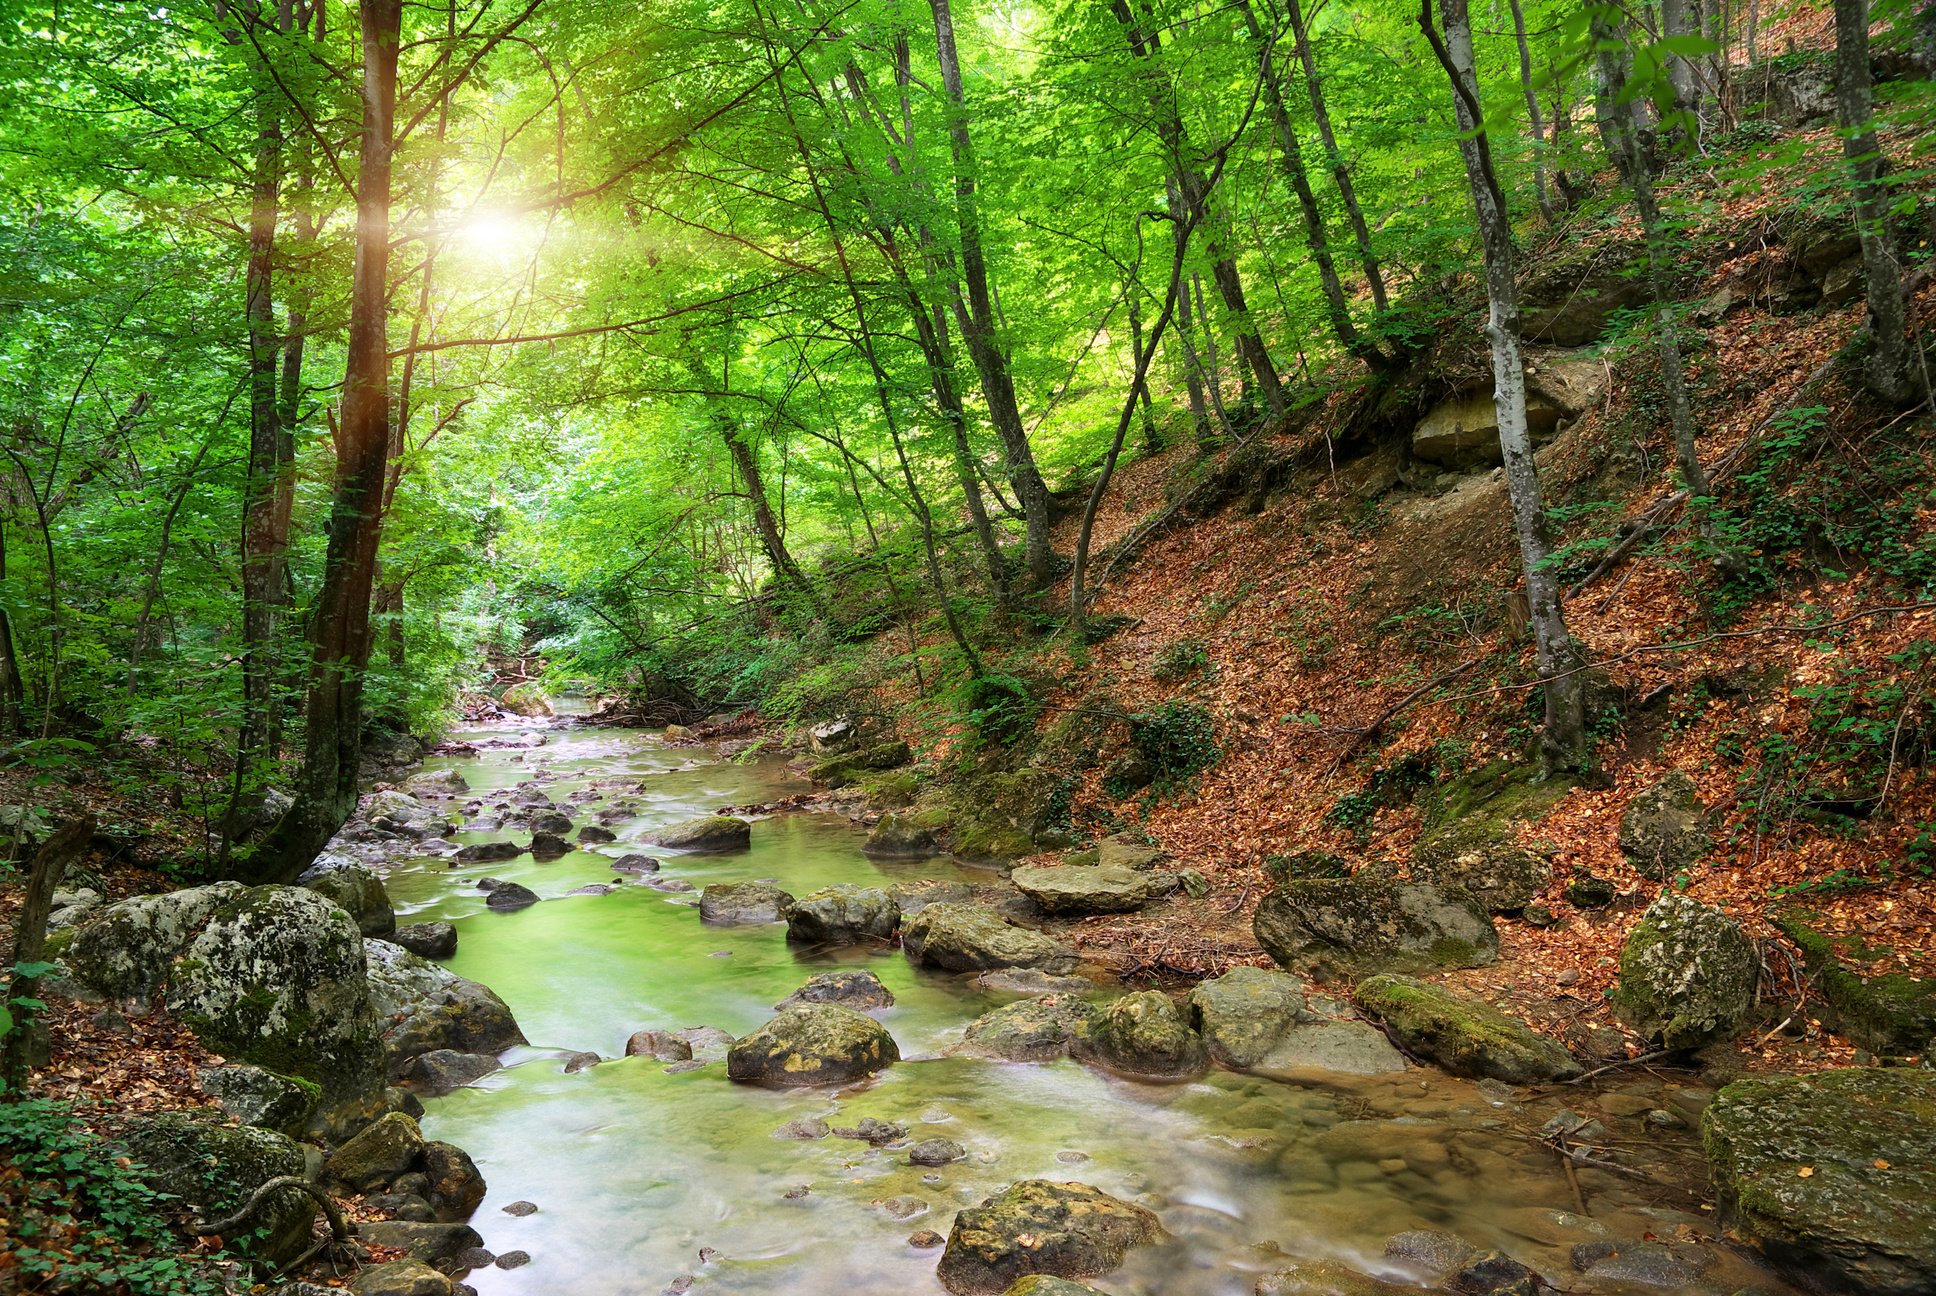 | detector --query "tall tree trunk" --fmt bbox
[247,0,404,881]
[1171,262,1217,447]
[1834,0,1919,405]
[928,0,1055,588]
[1286,0,1389,313]
[1661,0,1705,130]
[719,416,824,615]
[1423,0,1588,771]
[0,525,22,735]
[1,819,92,1094]
[1508,0,1556,223]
